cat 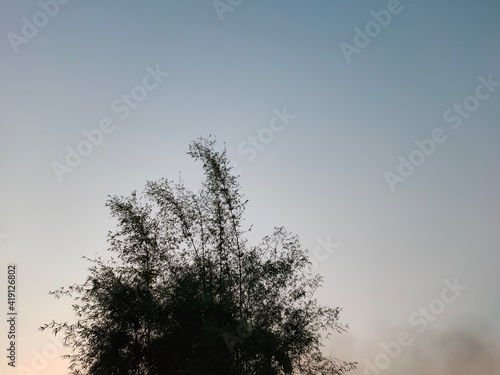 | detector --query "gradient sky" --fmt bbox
[1,1,499,374]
